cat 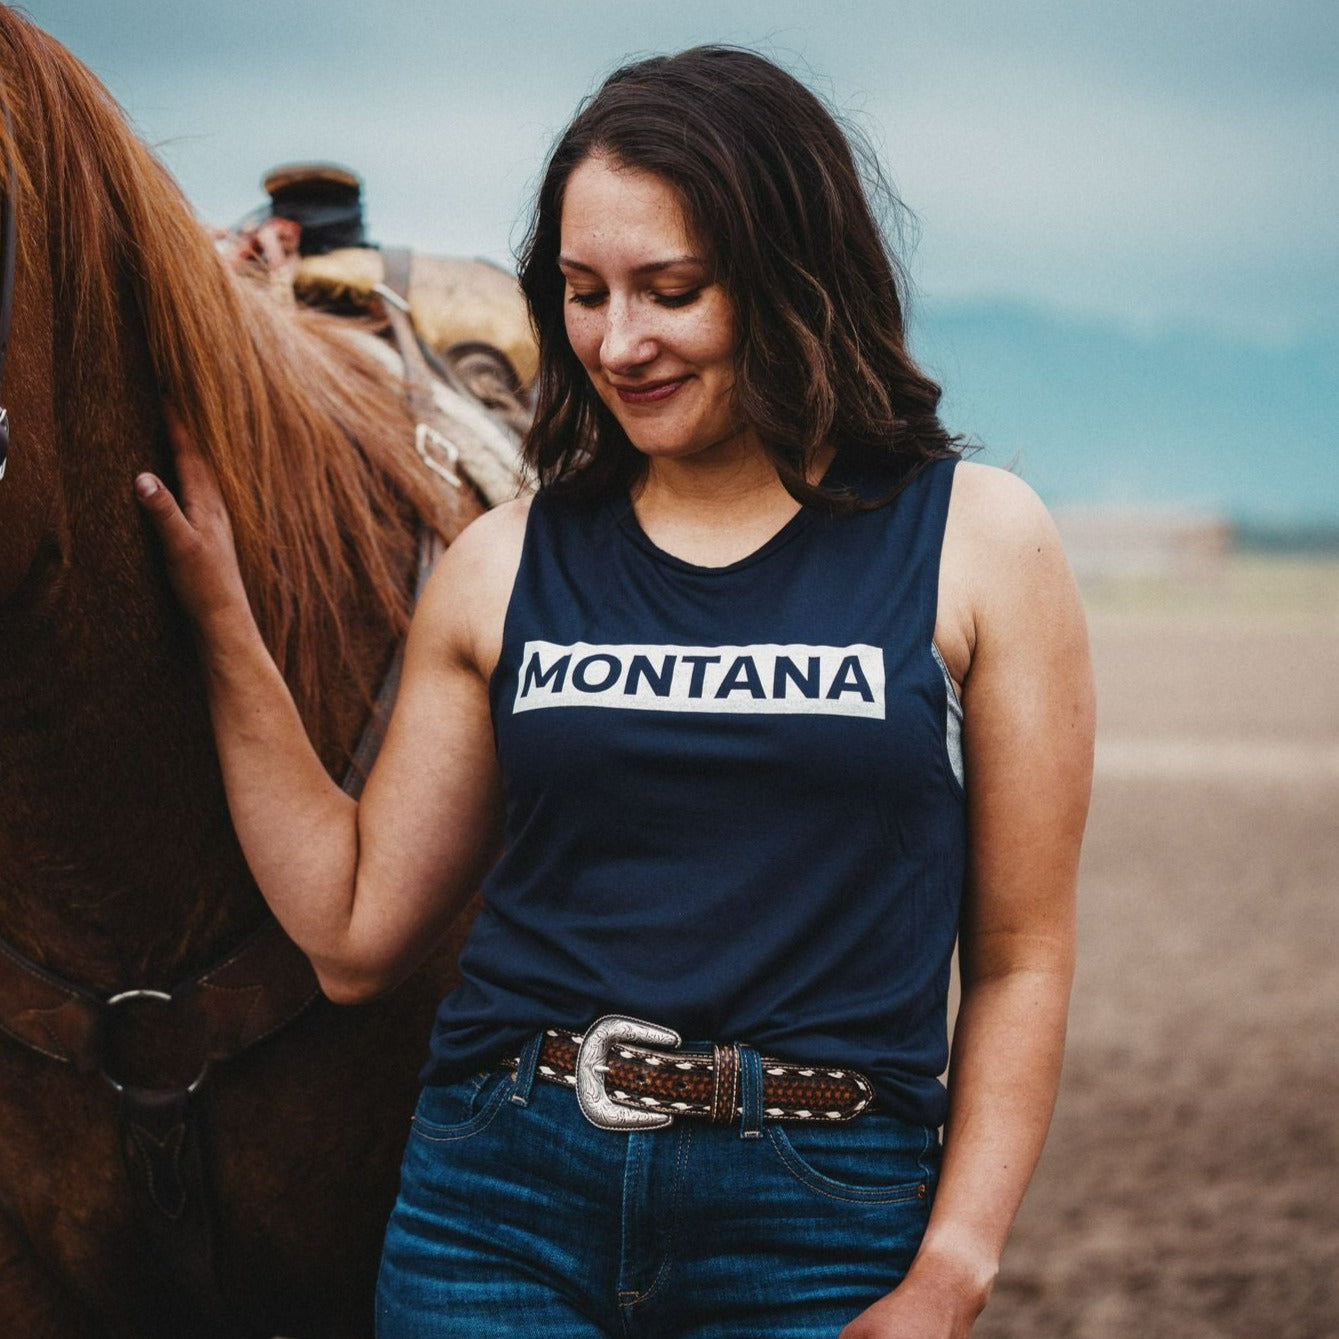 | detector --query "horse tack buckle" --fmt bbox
[575,1015,682,1131]
[414,421,461,488]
